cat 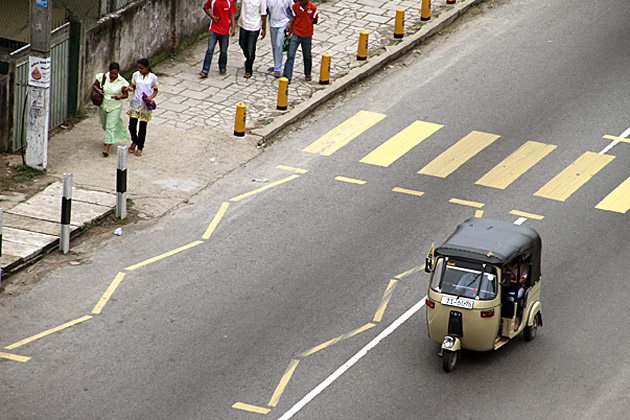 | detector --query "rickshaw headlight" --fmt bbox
[443,336,455,348]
